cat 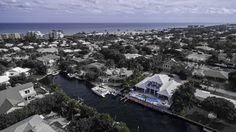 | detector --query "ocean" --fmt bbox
[0,23,217,35]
